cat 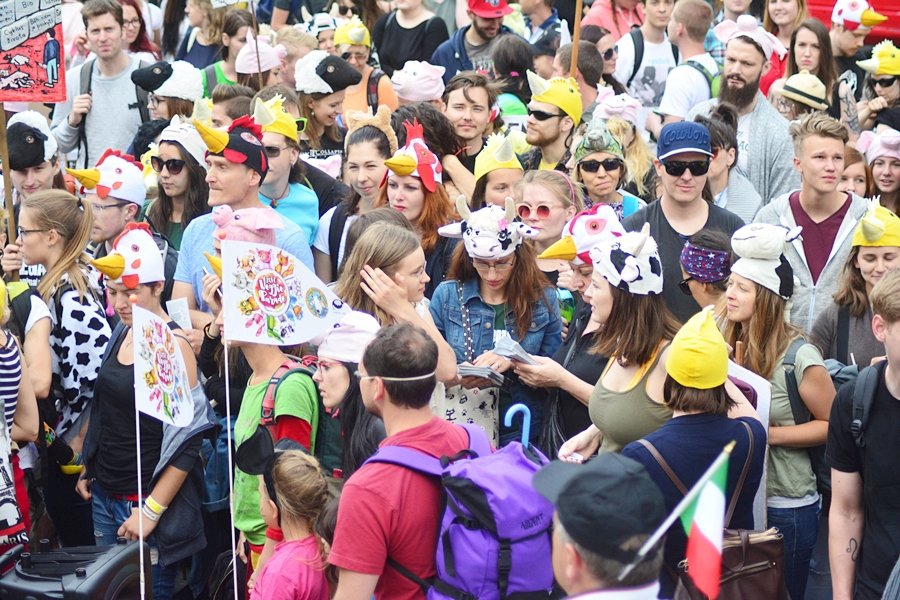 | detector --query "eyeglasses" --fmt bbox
[92,201,131,212]
[16,226,46,238]
[579,158,622,173]
[150,156,186,174]
[264,145,290,158]
[296,117,308,133]
[528,108,563,121]
[678,276,694,296]
[123,18,142,29]
[147,94,166,109]
[516,203,560,219]
[662,160,710,177]
[601,46,617,61]
[874,76,897,88]
[341,51,369,63]
[472,258,515,271]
